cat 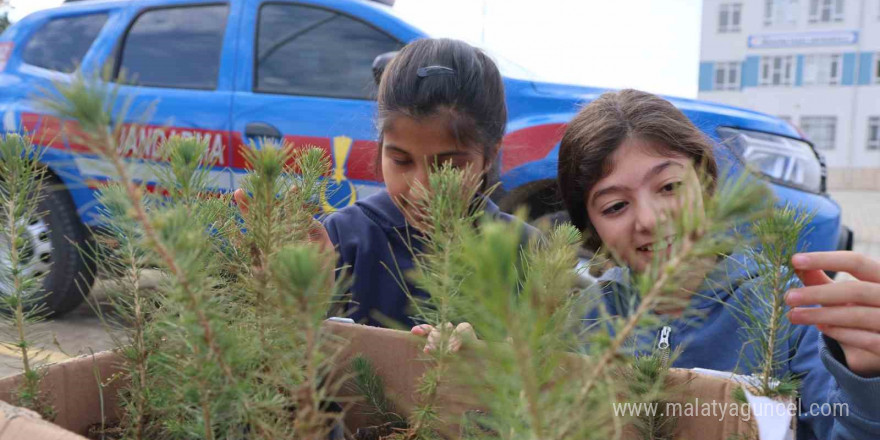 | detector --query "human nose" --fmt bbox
[634,196,672,235]
[633,200,658,234]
